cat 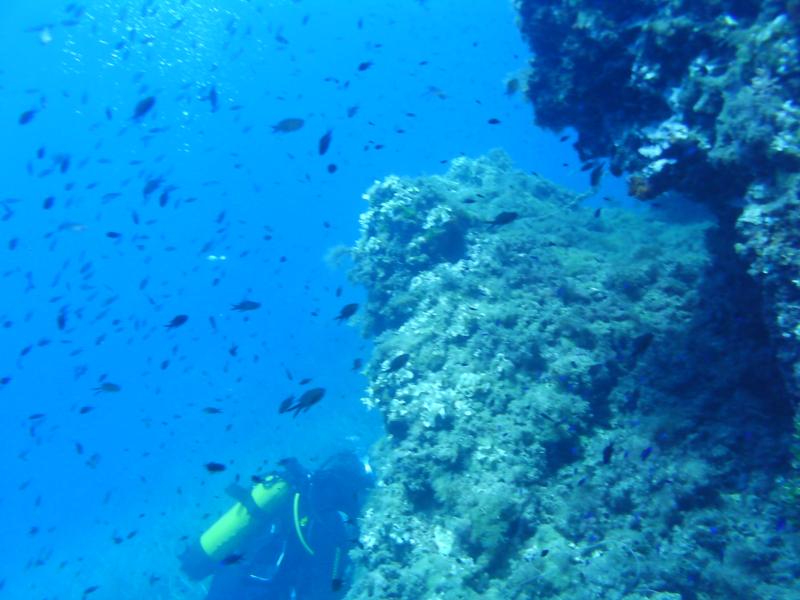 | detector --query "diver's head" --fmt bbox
[310,452,374,515]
